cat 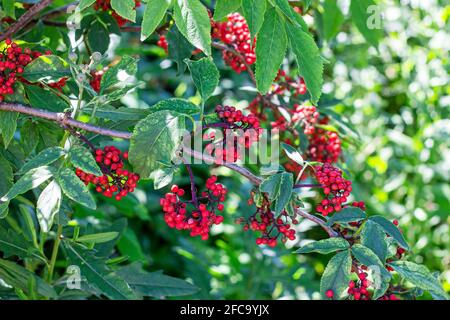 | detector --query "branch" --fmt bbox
[0,0,54,42]
[0,102,337,237]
